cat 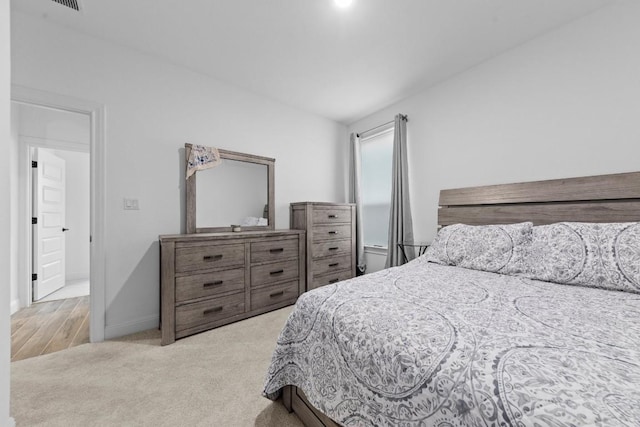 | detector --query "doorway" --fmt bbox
[10,102,92,360]
[10,84,106,346]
